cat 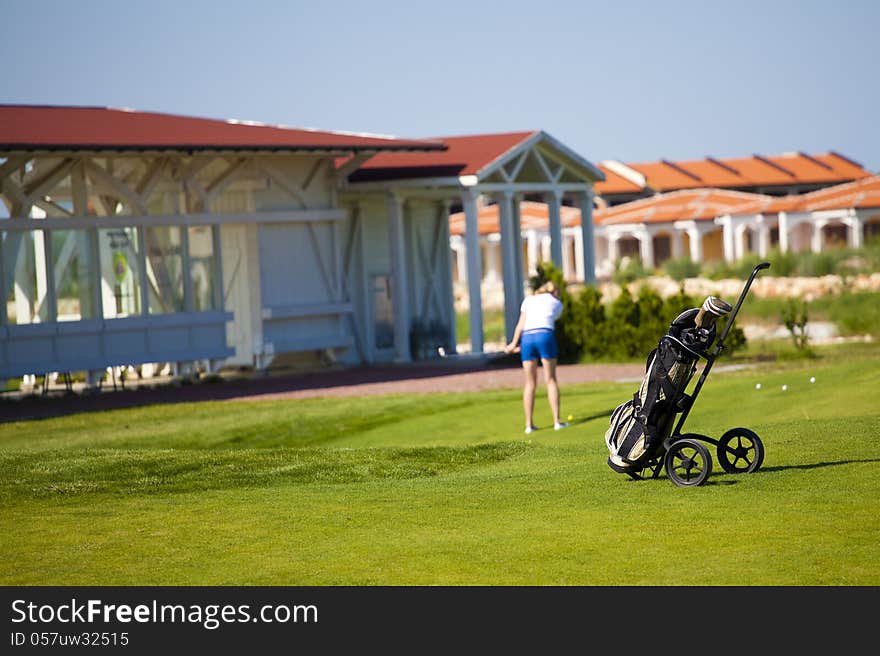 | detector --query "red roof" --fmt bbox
[595,189,772,226]
[594,165,644,194]
[611,152,872,194]
[0,105,446,152]
[733,175,880,214]
[346,131,538,182]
